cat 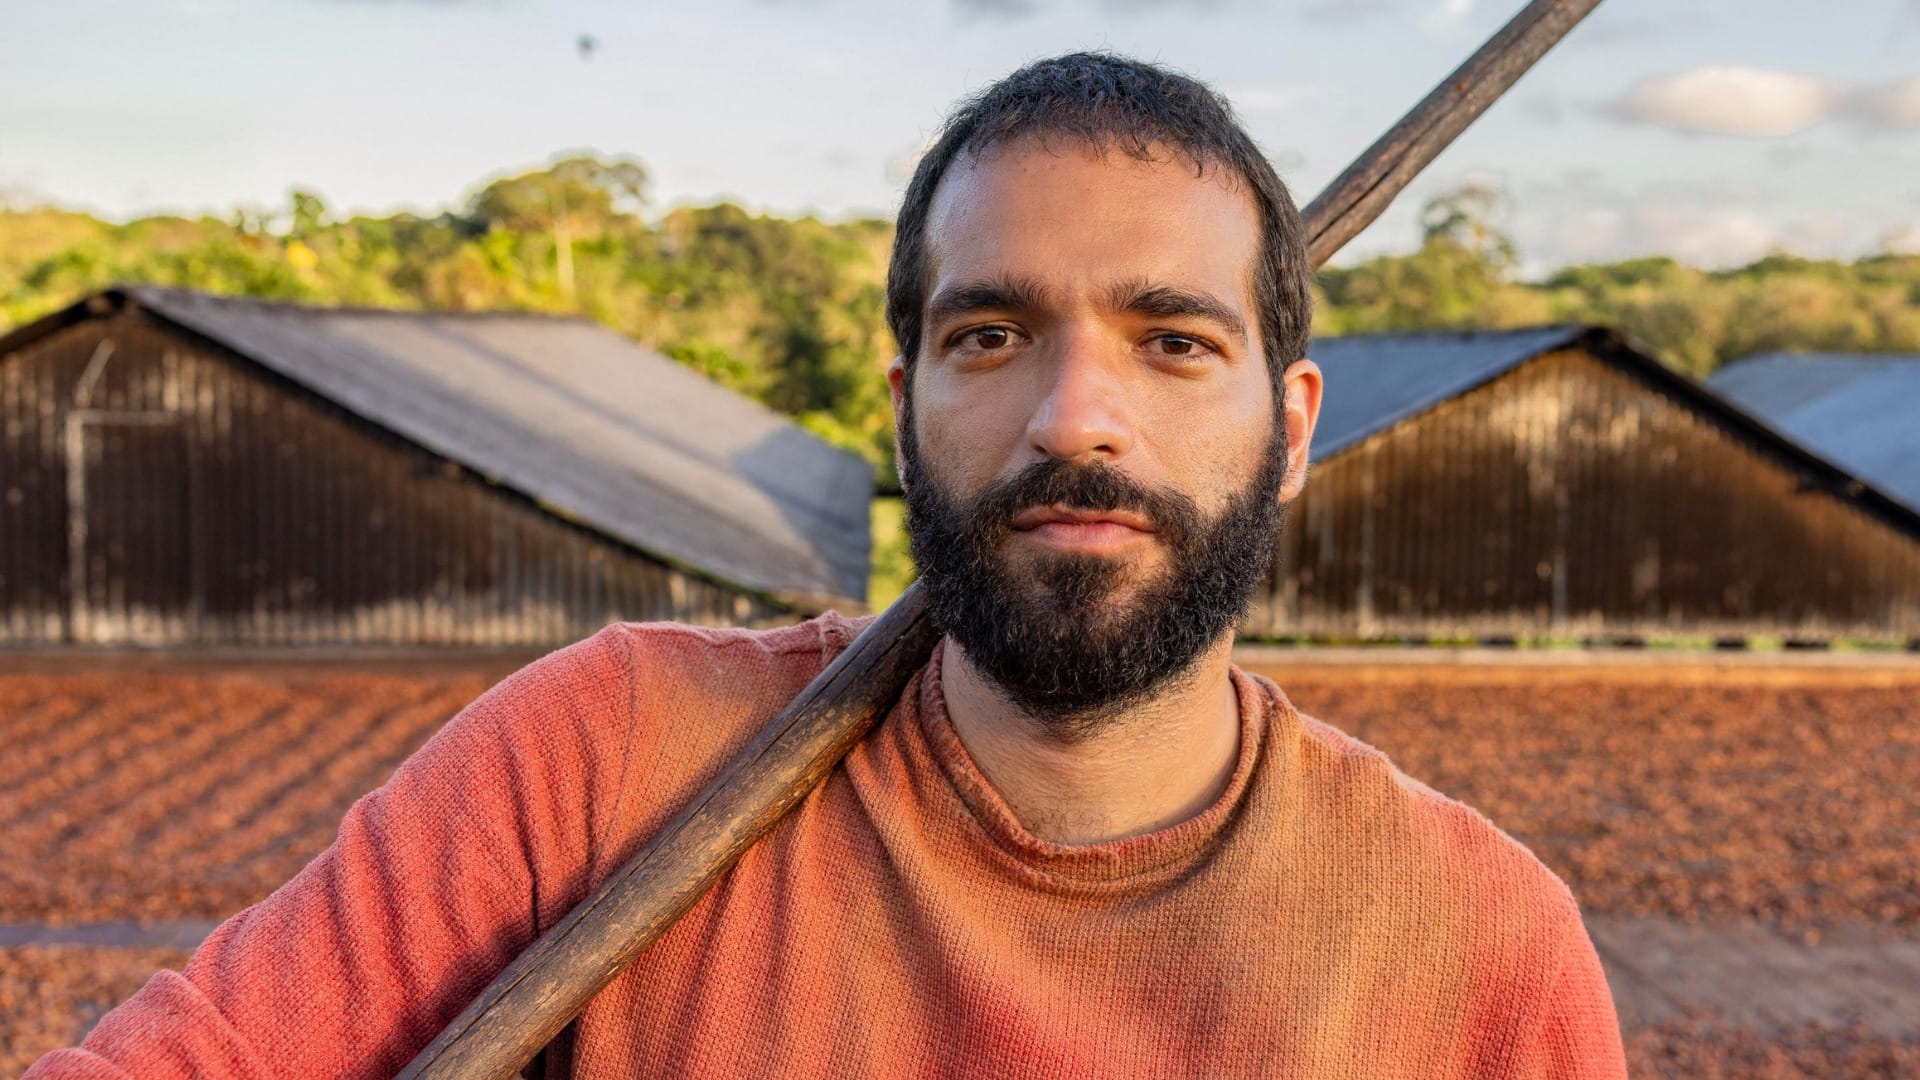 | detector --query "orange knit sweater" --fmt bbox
[28,614,1626,1079]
